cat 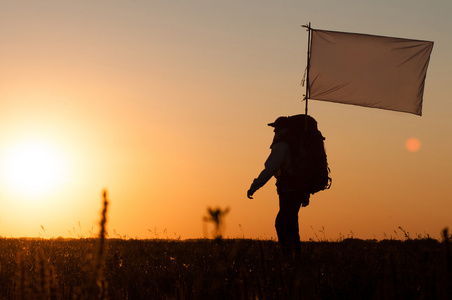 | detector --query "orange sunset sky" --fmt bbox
[0,1,451,240]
